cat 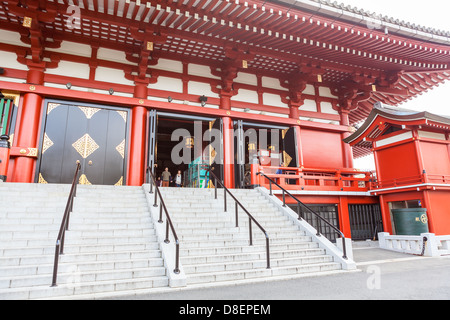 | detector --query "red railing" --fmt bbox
[371,172,450,190]
[251,164,373,192]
